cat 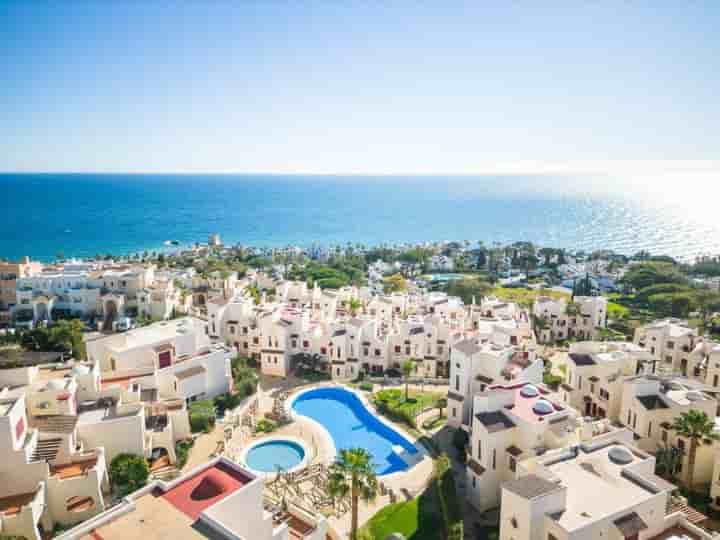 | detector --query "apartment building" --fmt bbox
[634,319,698,375]
[0,256,43,326]
[619,375,719,485]
[561,342,657,420]
[465,382,582,511]
[86,317,233,404]
[0,380,110,540]
[500,429,713,540]
[533,295,608,343]
[447,317,540,430]
[55,456,328,540]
